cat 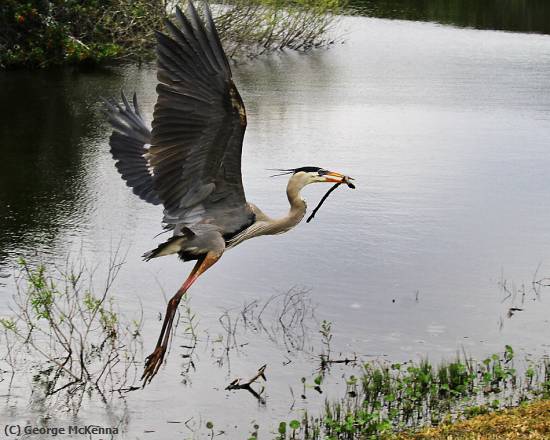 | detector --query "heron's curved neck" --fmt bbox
[274,179,307,232]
